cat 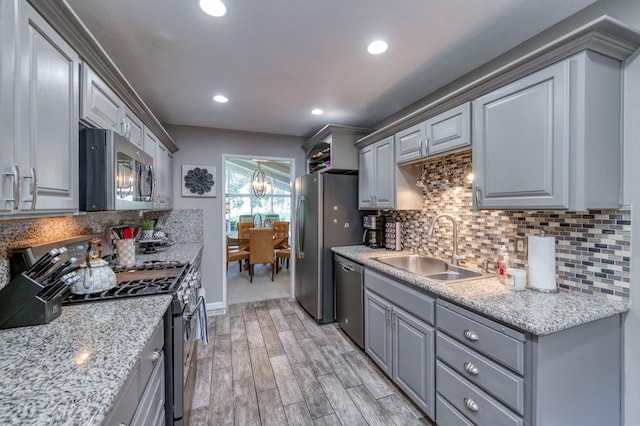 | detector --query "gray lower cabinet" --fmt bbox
[364,268,435,418]
[104,318,165,425]
[436,299,623,426]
